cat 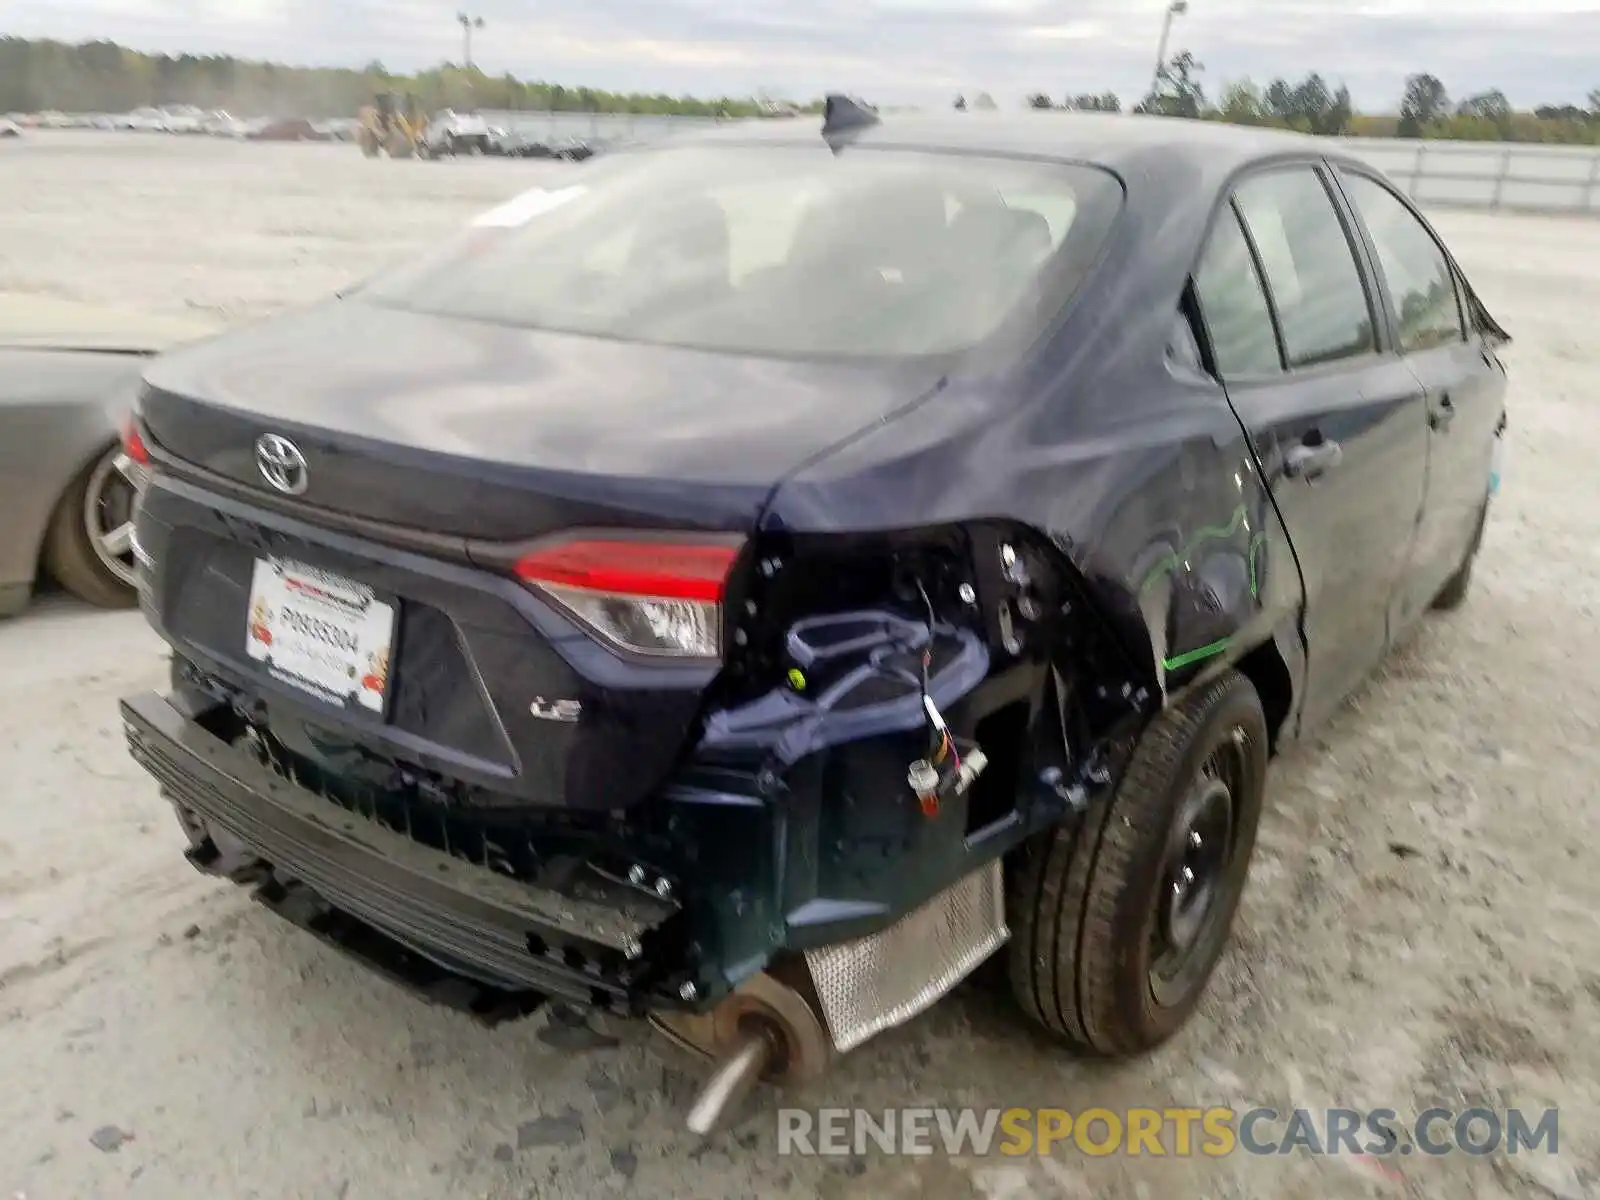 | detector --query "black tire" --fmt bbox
[42,444,139,610]
[1431,500,1488,612]
[1007,669,1267,1055]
